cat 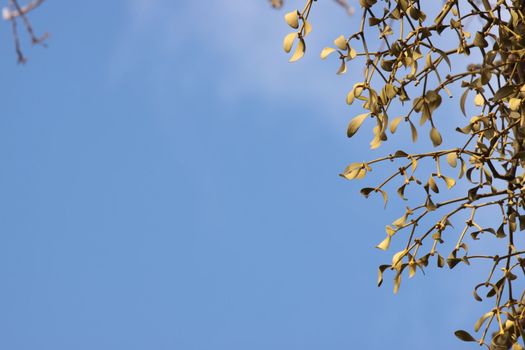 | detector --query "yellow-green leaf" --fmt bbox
[474,312,493,332]
[510,97,521,111]
[458,158,466,178]
[474,93,484,106]
[393,272,401,294]
[381,25,393,37]
[410,157,418,173]
[347,47,357,59]
[284,10,299,29]
[408,262,416,278]
[334,35,347,50]
[353,83,364,98]
[377,265,389,287]
[320,47,336,59]
[383,84,397,100]
[289,37,305,62]
[392,249,406,267]
[409,121,418,142]
[370,136,382,150]
[425,196,437,211]
[392,215,406,228]
[390,117,403,133]
[303,20,312,36]
[340,163,367,180]
[376,236,391,250]
[446,152,458,168]
[347,113,369,137]
[336,60,347,75]
[460,89,468,116]
[430,127,442,147]
[283,32,297,53]
[346,90,355,105]
[443,176,456,189]
[377,188,388,207]
[512,343,525,350]
[428,176,439,193]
